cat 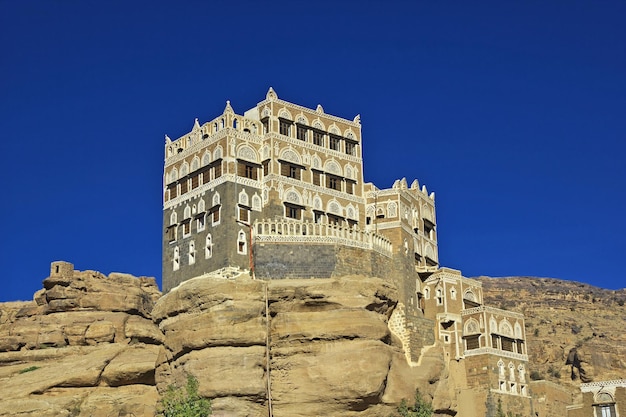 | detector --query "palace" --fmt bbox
[162,88,537,416]
[162,87,438,292]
